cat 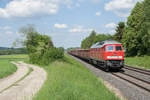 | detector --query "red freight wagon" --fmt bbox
[76,49,90,59]
[68,49,89,59]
